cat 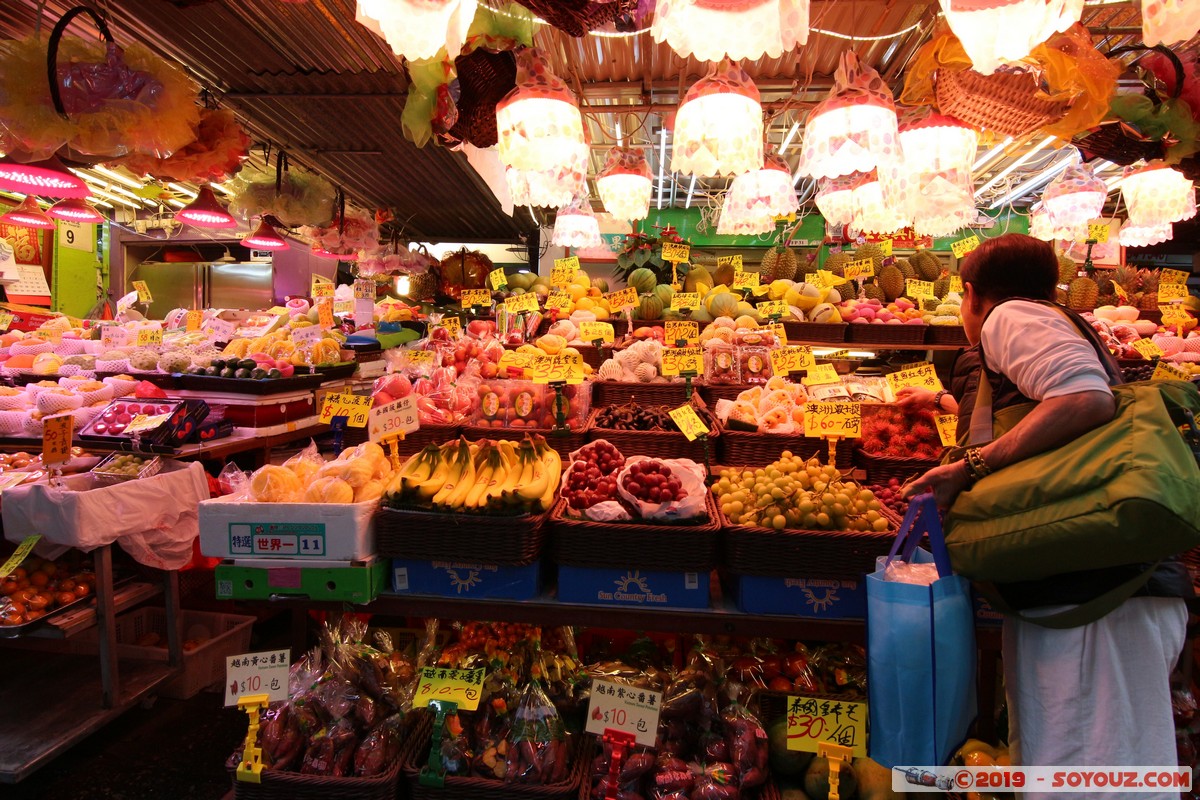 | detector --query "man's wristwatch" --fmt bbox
[933,390,950,412]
